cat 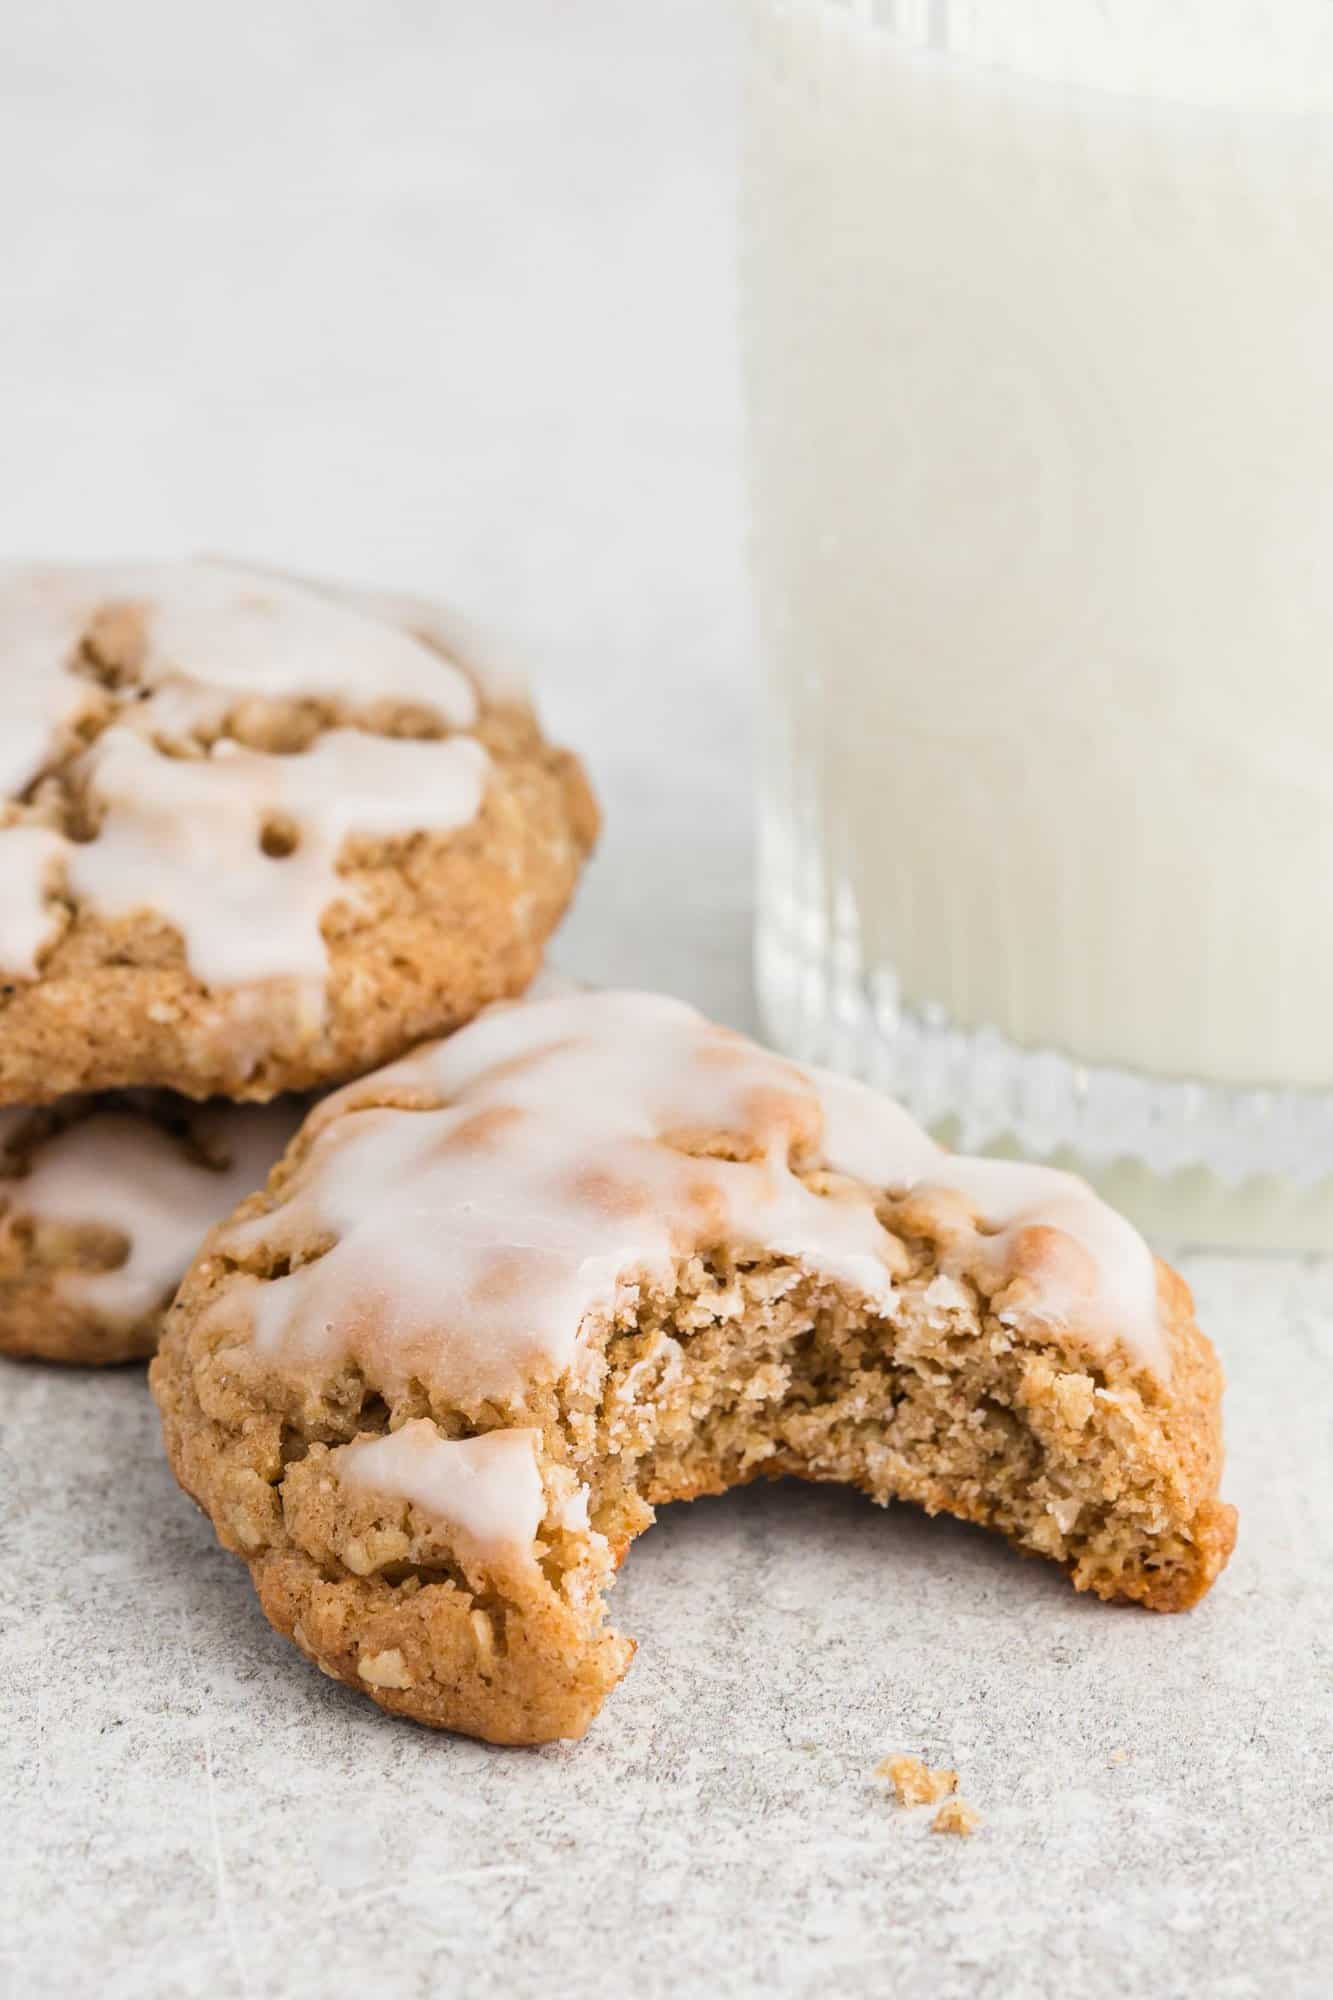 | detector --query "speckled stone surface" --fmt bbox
[3,1258,1332,1999]
[2,3,1331,1994]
